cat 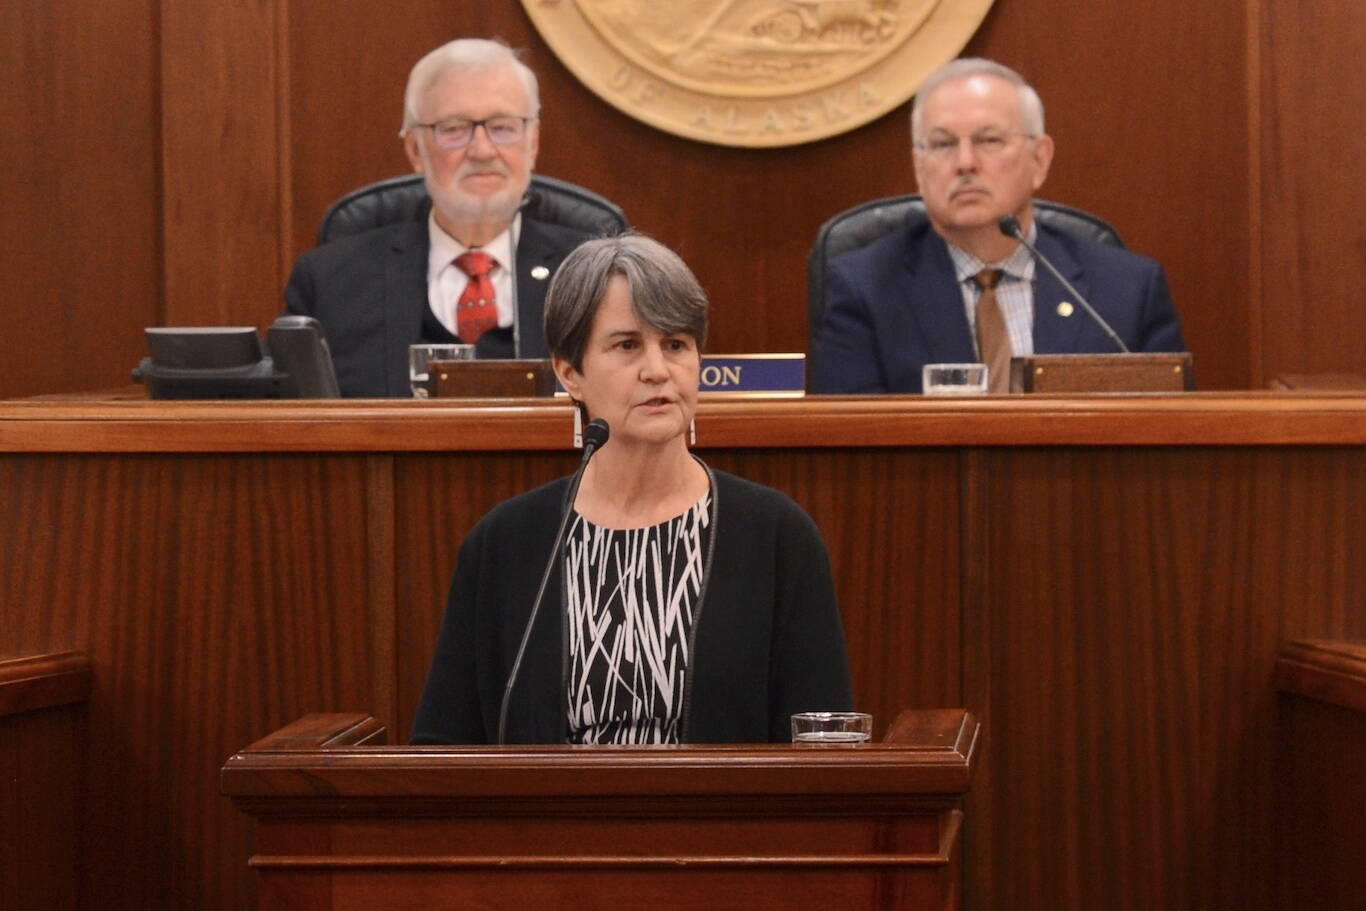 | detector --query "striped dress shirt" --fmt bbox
[946,222,1039,358]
